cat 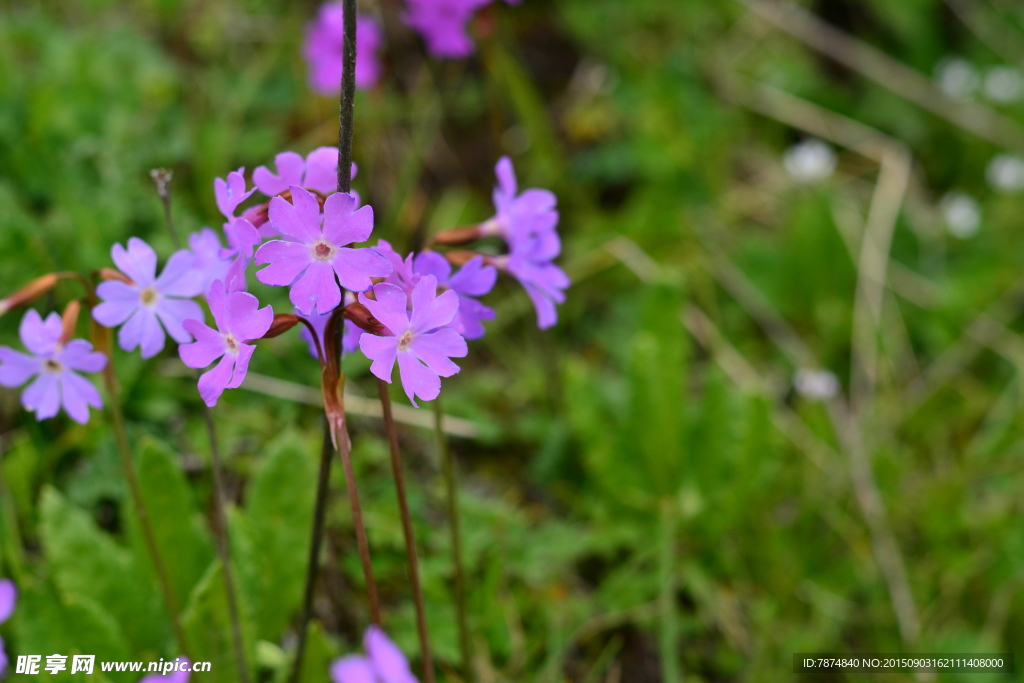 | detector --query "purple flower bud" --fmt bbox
[0,310,107,424]
[359,276,467,406]
[179,280,273,407]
